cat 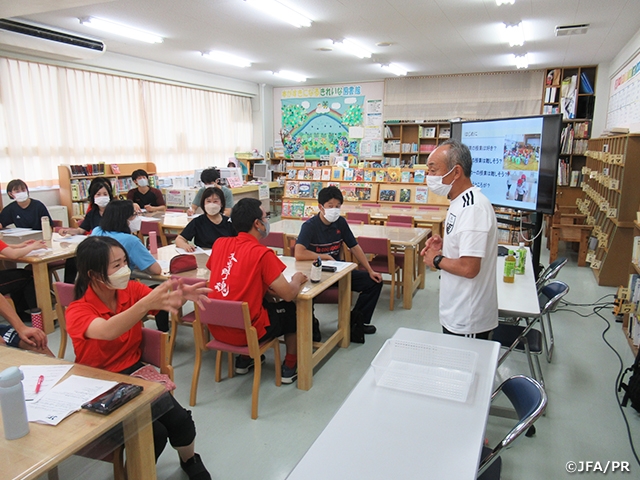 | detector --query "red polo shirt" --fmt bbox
[206,232,285,345]
[66,281,152,372]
